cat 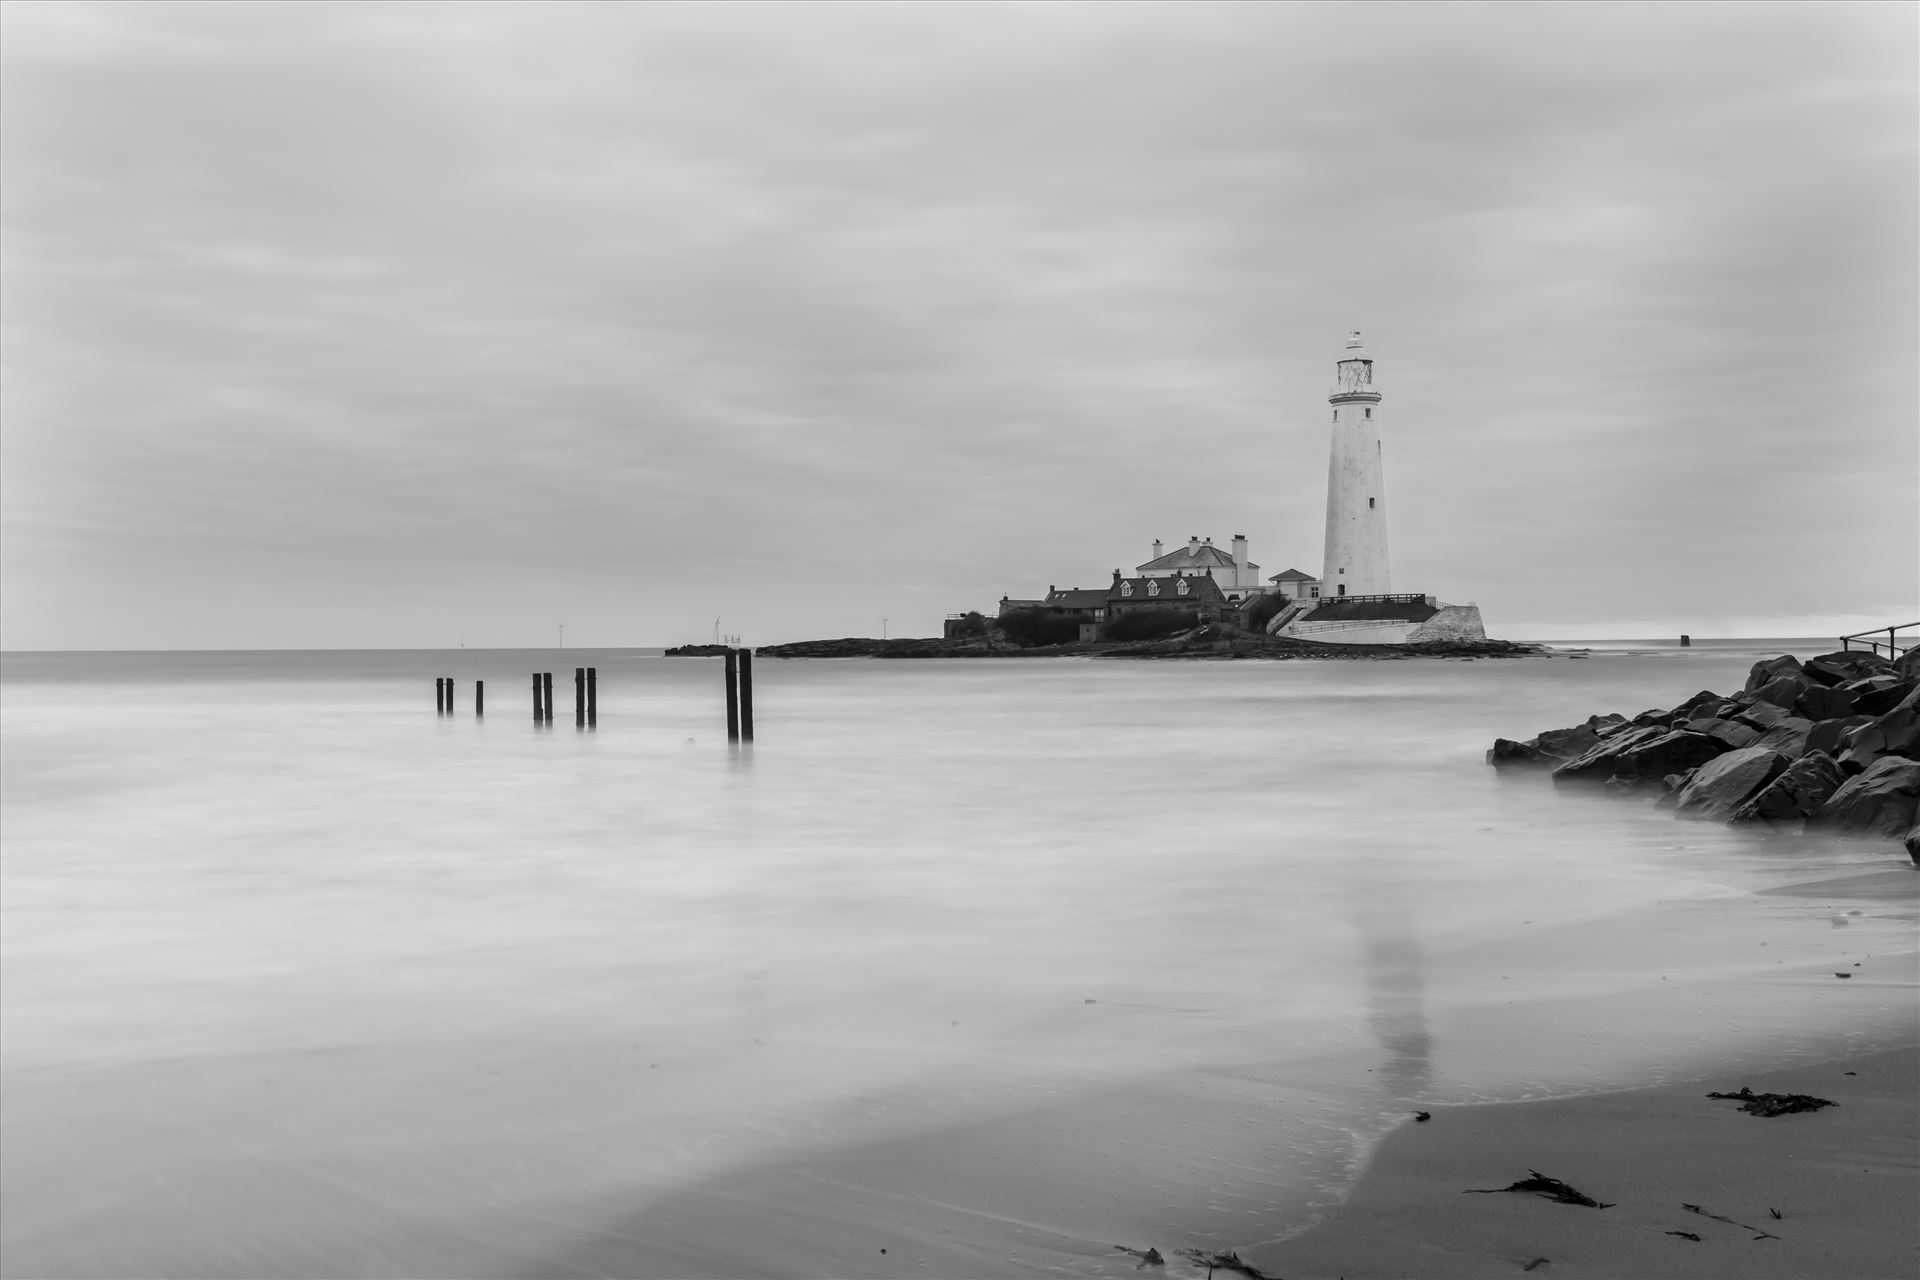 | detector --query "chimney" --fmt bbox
[1112,568,1122,582]
[1152,539,1163,559]
[1188,535,1200,551]
[1231,533,1248,567]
